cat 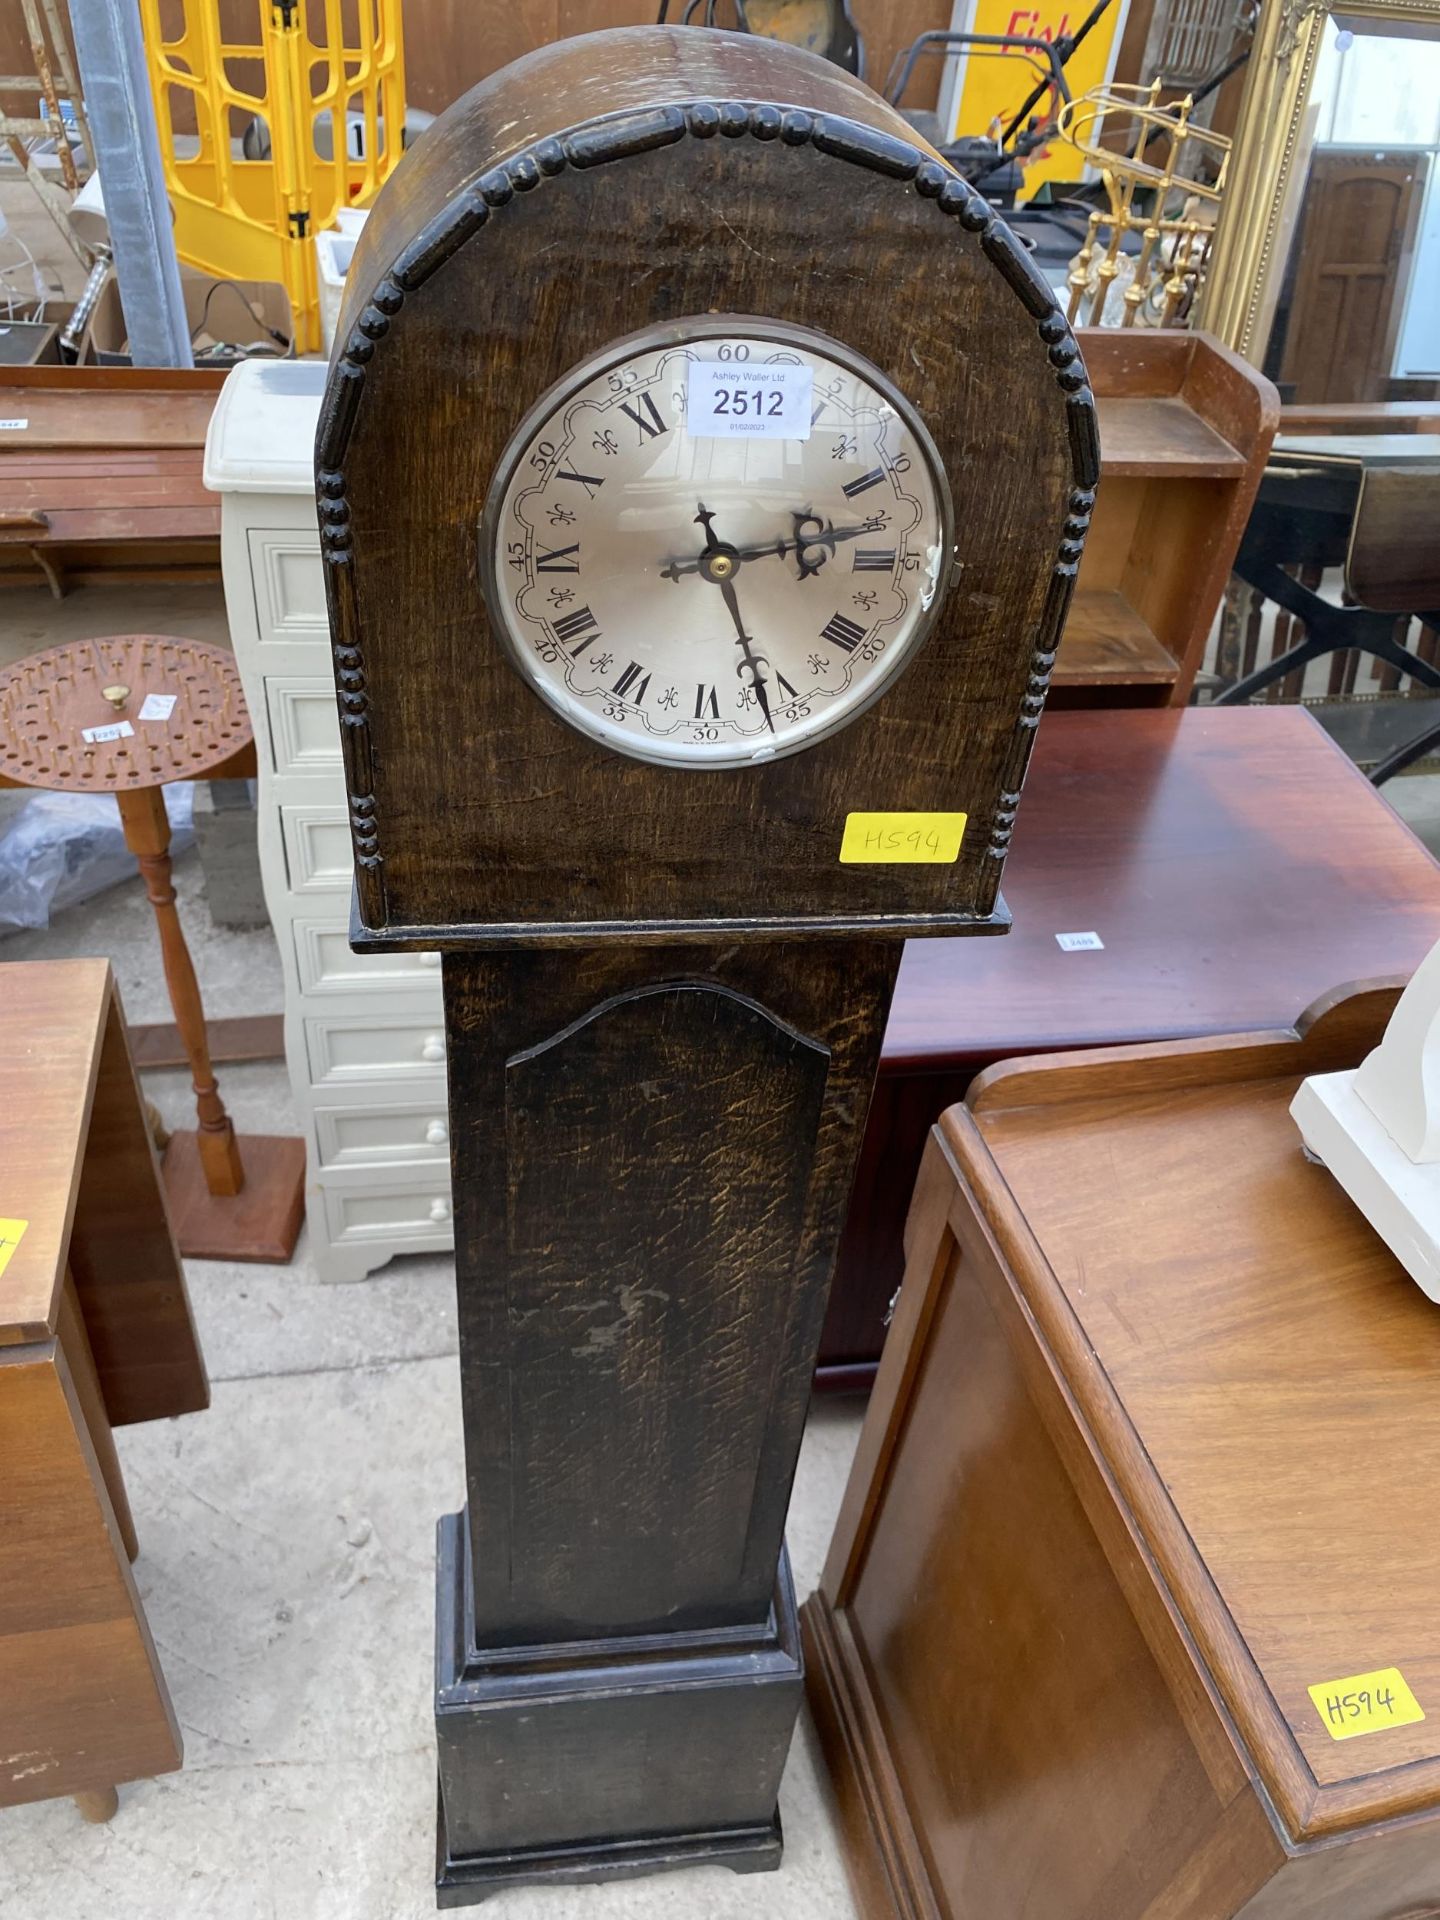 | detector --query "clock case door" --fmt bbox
[318,28,1096,951]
